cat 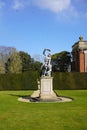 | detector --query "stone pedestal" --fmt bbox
[40,76,56,100]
